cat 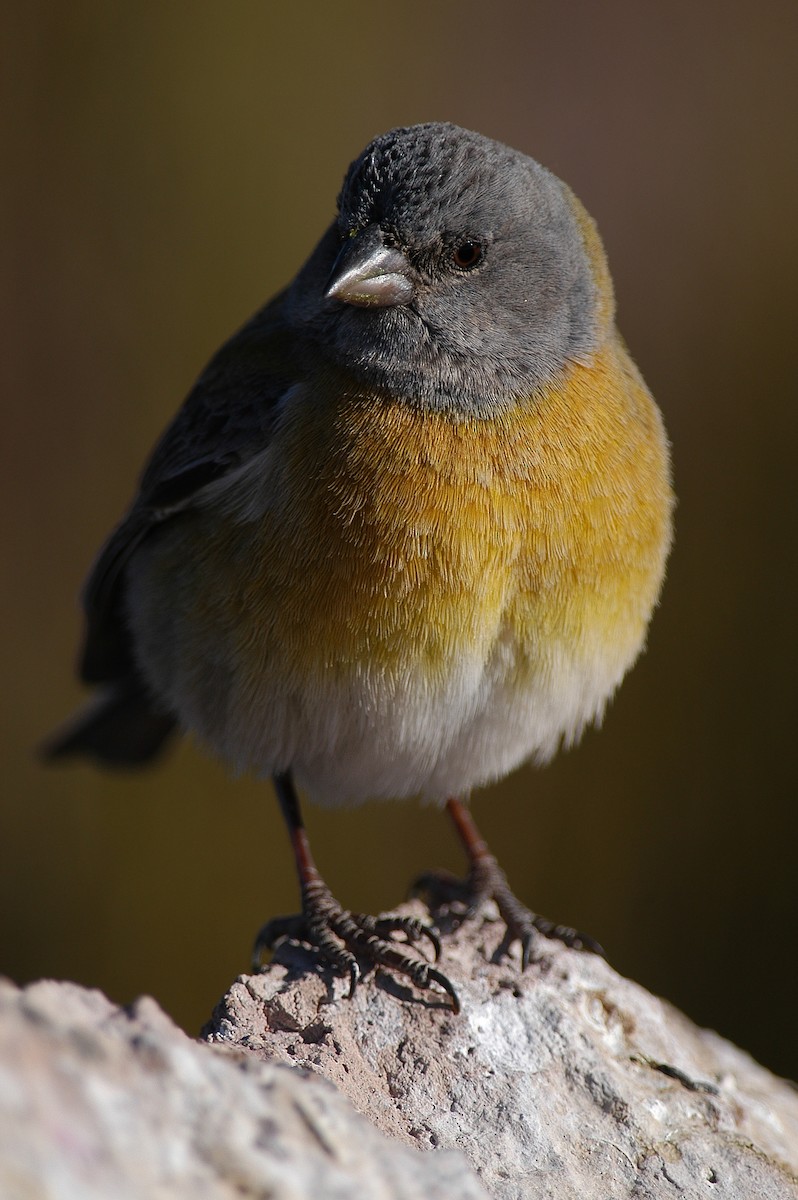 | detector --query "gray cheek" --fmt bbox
[563,263,601,359]
[421,264,586,394]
